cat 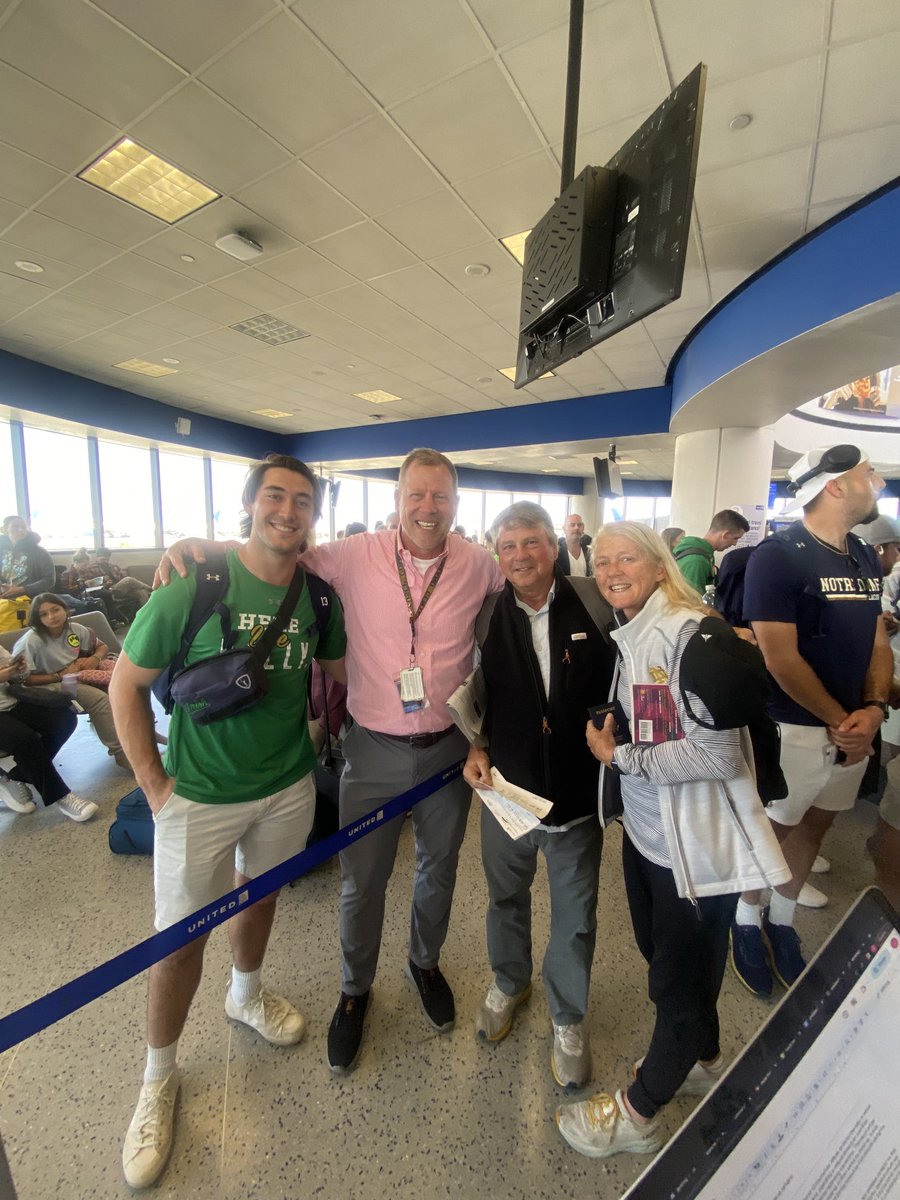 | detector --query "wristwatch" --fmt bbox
[863,700,889,722]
